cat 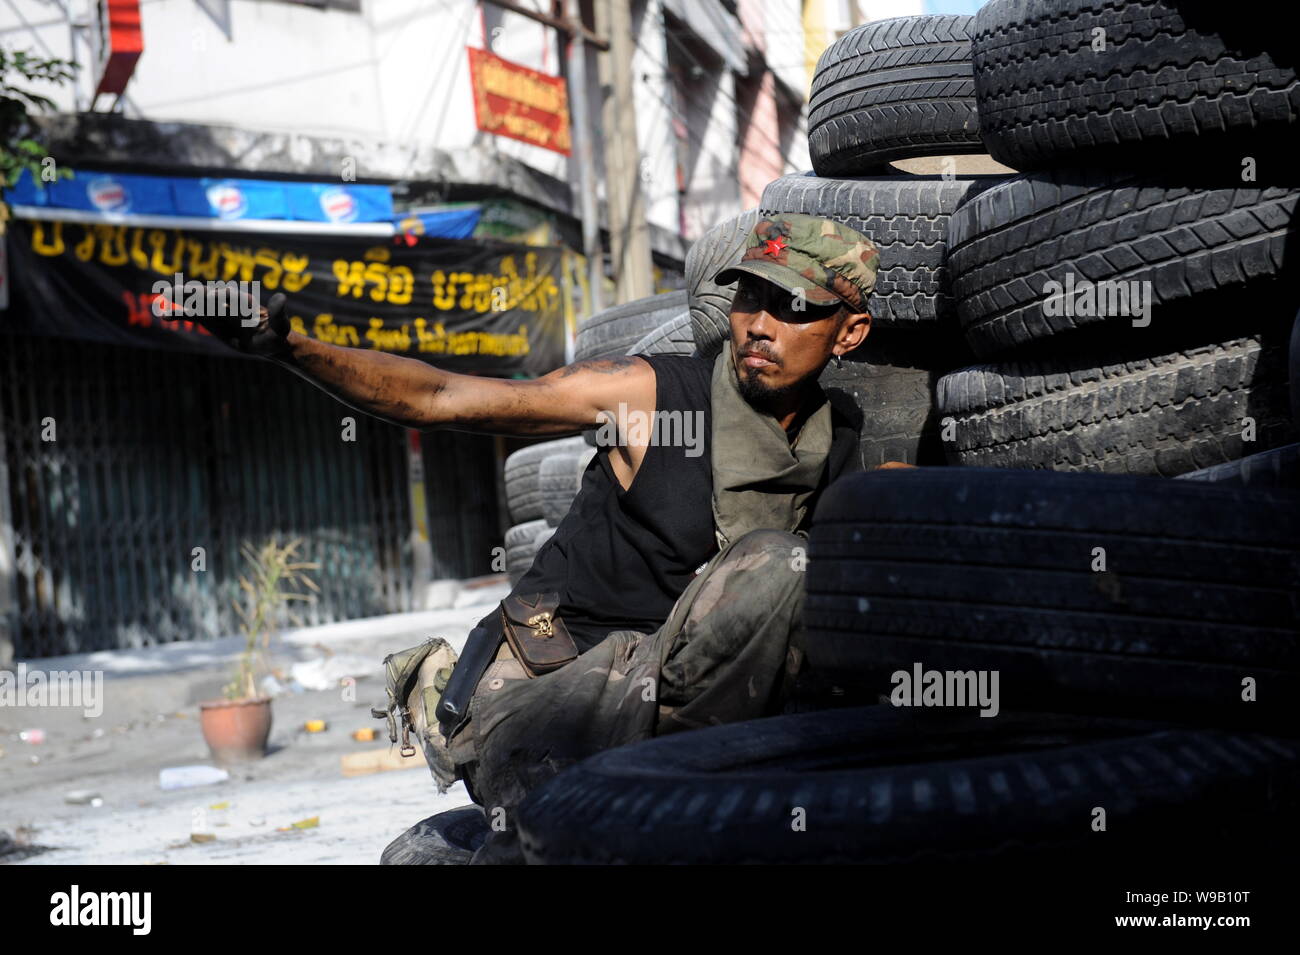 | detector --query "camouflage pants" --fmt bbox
[445,529,807,864]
